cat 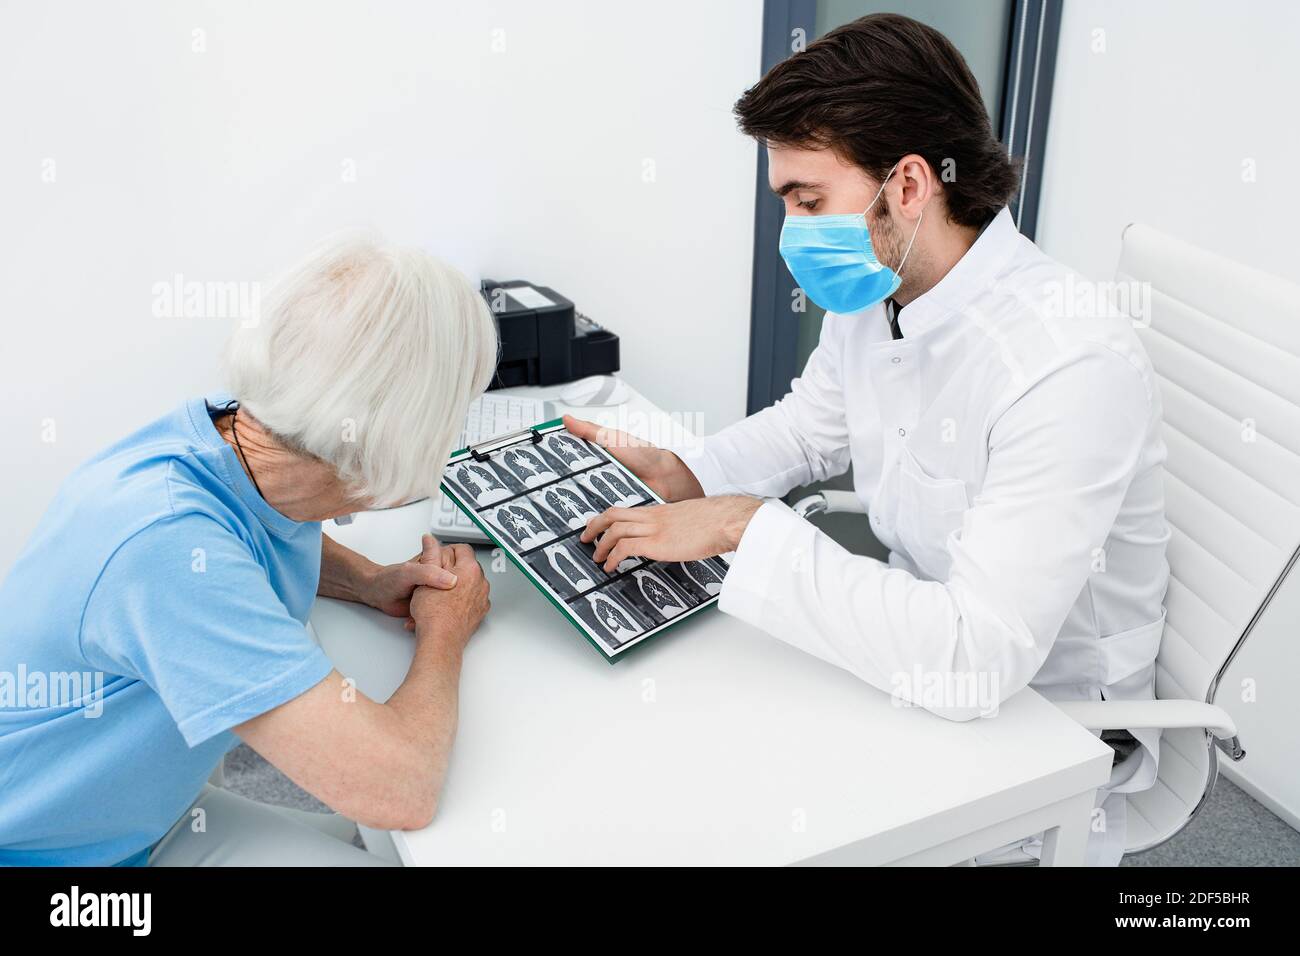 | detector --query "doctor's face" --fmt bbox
[767,144,883,217]
[767,142,909,280]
